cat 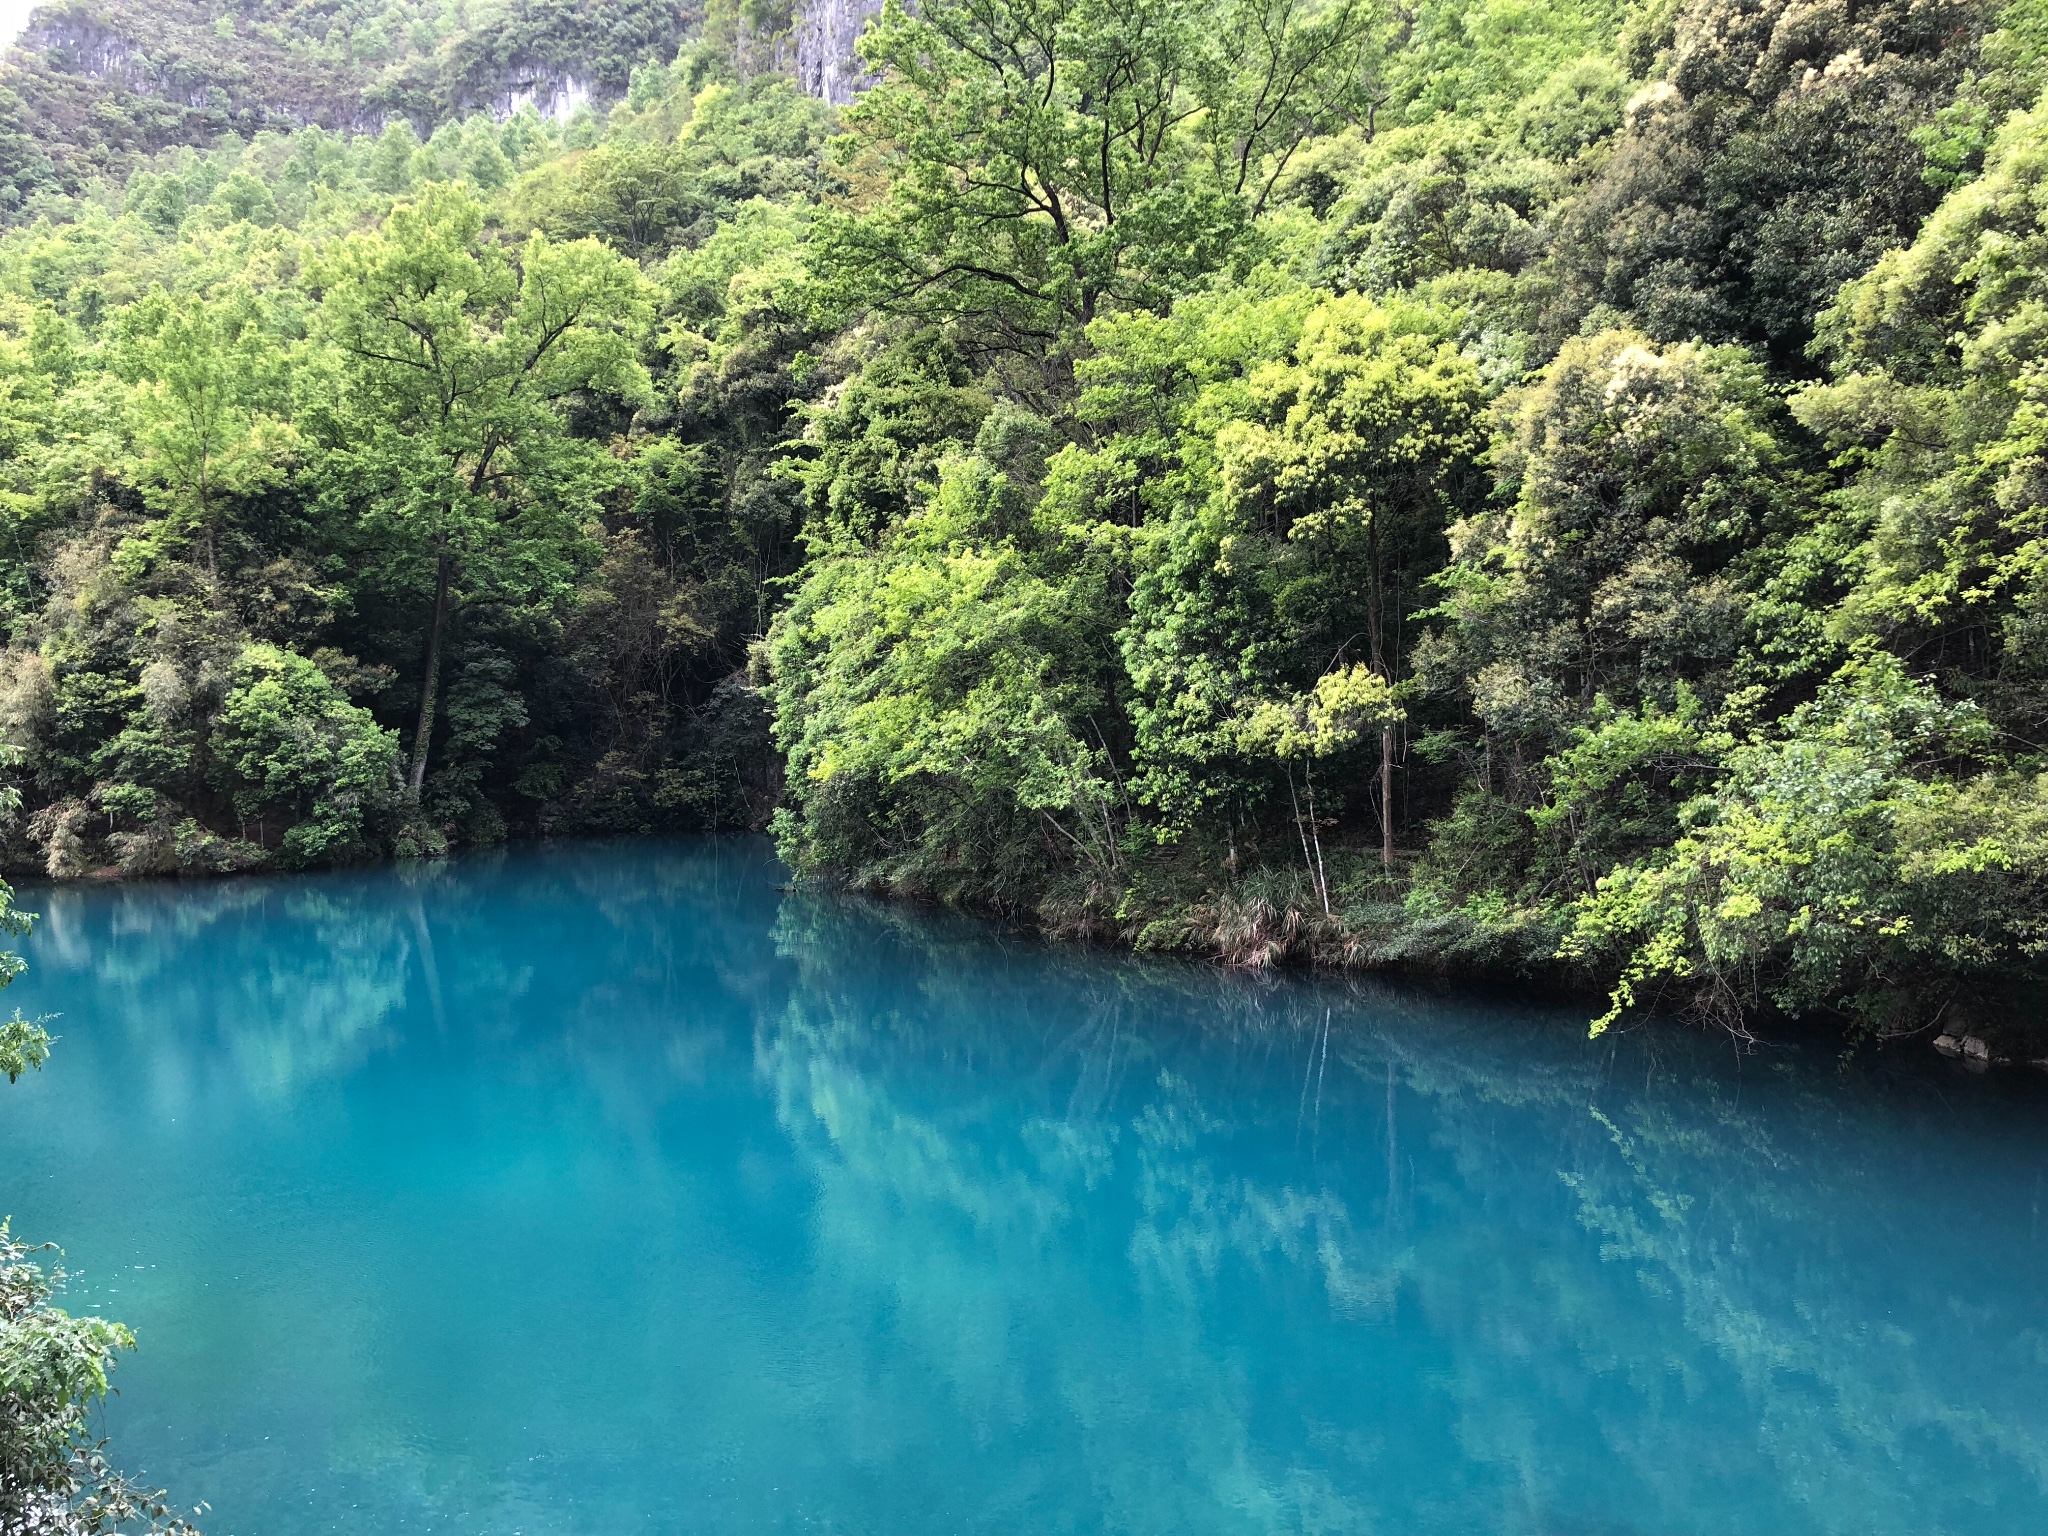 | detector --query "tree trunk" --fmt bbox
[1304,761,1331,915]
[1368,514,1394,871]
[409,544,452,795]
[1380,723,1395,871]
